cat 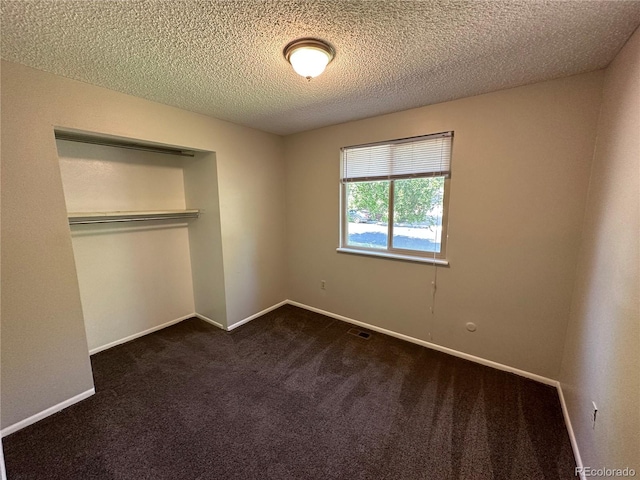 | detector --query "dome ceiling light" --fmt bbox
[283,38,335,80]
